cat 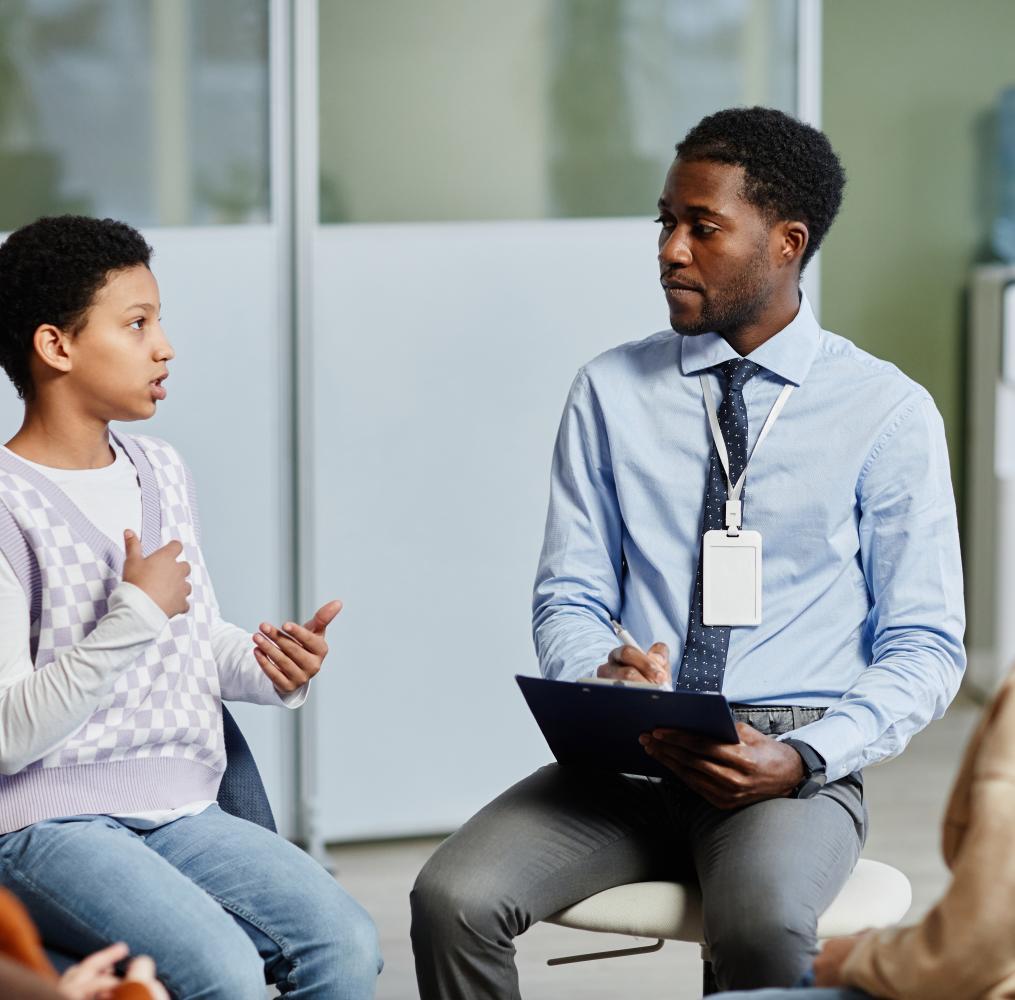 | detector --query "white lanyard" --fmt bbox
[699,373,793,534]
